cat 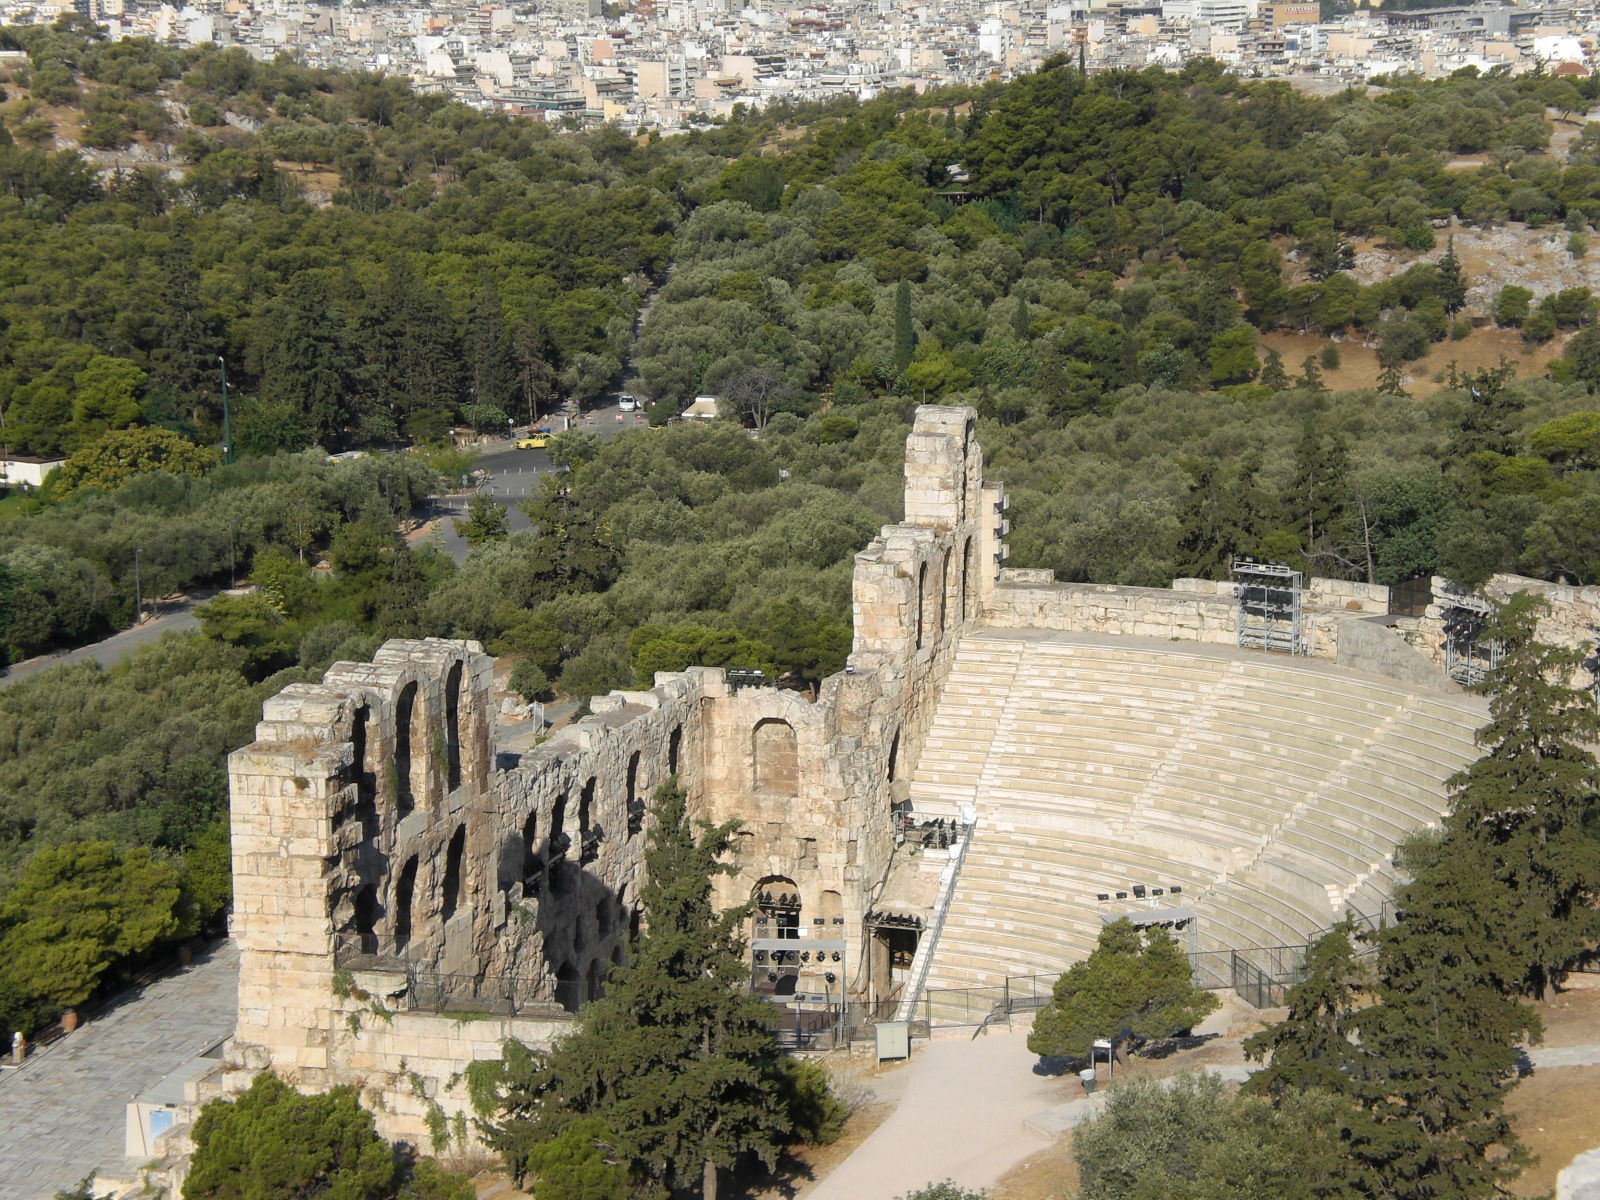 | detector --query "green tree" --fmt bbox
[185,1072,400,1200]
[1073,1073,1362,1200]
[1347,848,1540,1200]
[1259,347,1290,391]
[1494,285,1534,328]
[1026,919,1219,1061]
[470,277,520,416]
[1243,922,1363,1098]
[260,276,360,447]
[893,279,916,375]
[1207,325,1259,386]
[1439,594,1600,997]
[454,493,510,549]
[1564,324,1600,393]
[54,427,220,497]
[515,1118,636,1200]
[0,841,181,1013]
[478,779,792,1200]
[1436,236,1467,315]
